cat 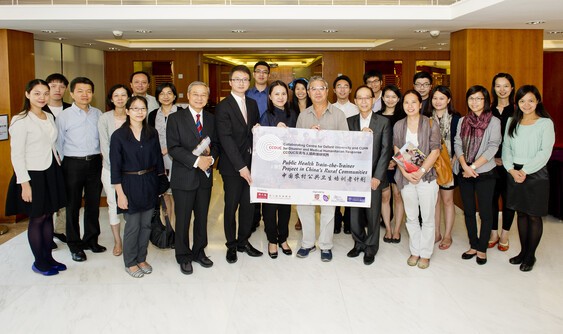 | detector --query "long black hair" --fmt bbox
[267,80,291,118]
[122,95,156,140]
[424,85,458,117]
[19,79,49,119]
[491,73,515,108]
[466,85,491,114]
[379,84,406,125]
[507,85,553,138]
[291,78,312,114]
